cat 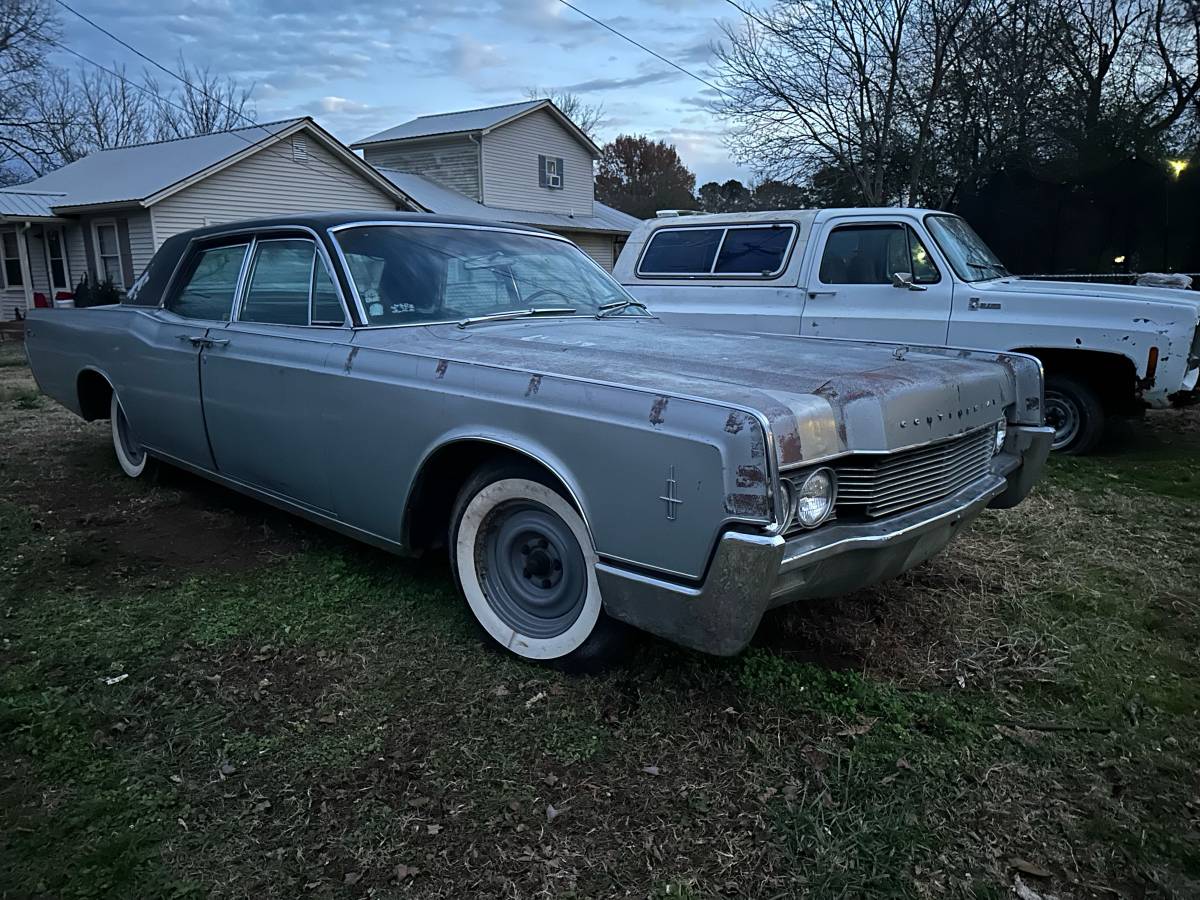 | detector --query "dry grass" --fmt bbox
[2,350,1198,899]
